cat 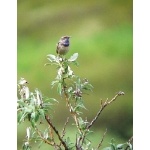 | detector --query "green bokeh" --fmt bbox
[17,0,133,149]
